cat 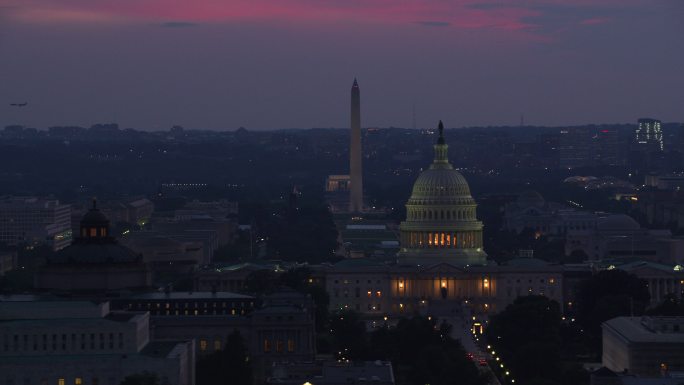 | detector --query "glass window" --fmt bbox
[199,339,207,351]
[58,380,65,385]
[287,339,295,352]
[75,379,82,385]
[214,340,221,351]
